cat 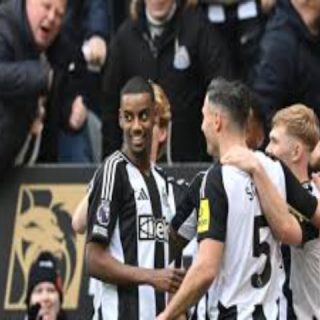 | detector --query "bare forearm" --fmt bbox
[252,163,302,244]
[72,195,89,234]
[86,243,153,286]
[162,261,212,319]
